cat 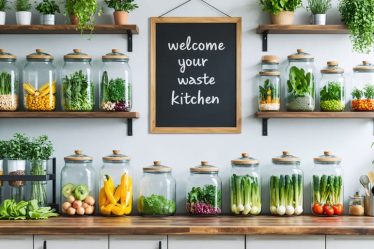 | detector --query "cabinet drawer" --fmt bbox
[168,235,245,249]
[34,235,108,249]
[327,235,374,249]
[246,235,325,249]
[110,235,167,249]
[0,235,33,249]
